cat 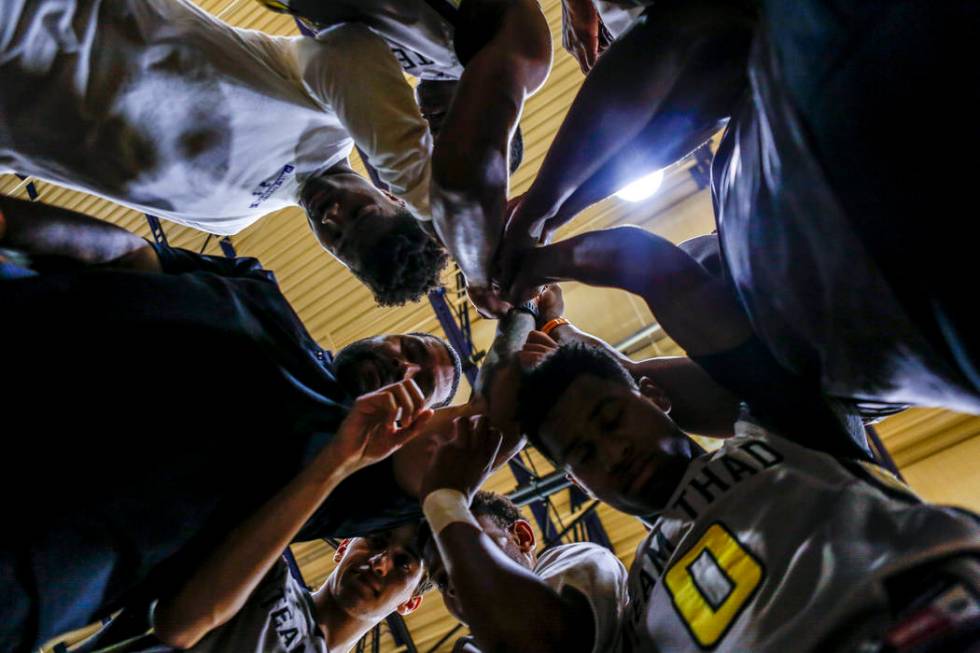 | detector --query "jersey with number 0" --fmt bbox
[620,421,980,652]
[257,0,465,81]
